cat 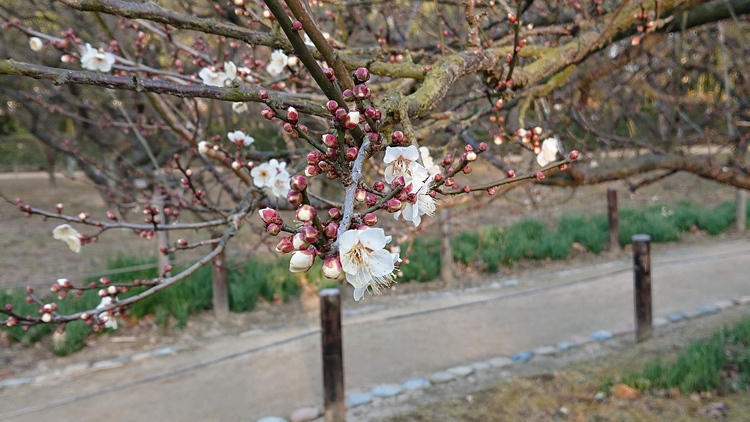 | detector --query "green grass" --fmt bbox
[618,316,750,393]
